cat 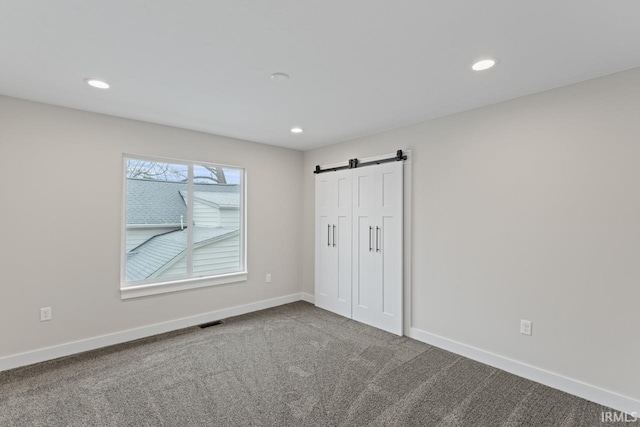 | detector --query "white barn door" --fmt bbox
[352,162,403,335]
[315,169,352,318]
